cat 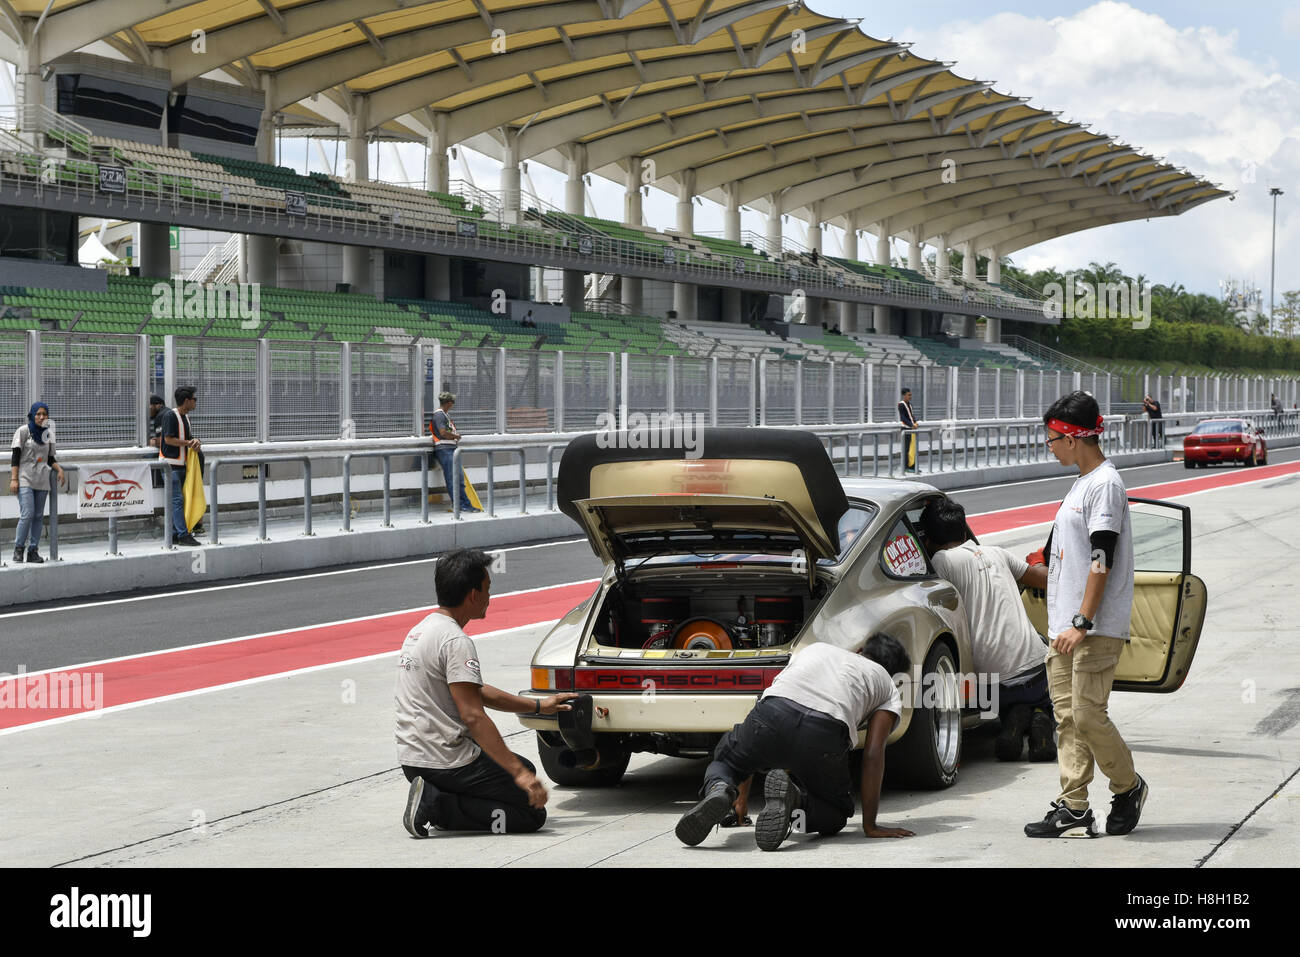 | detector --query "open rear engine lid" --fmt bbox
[558,428,848,586]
